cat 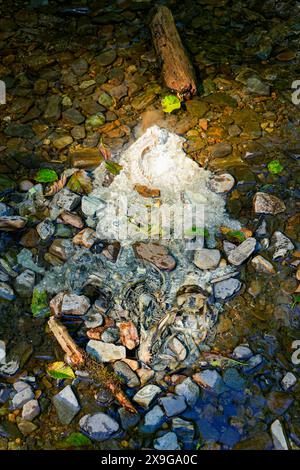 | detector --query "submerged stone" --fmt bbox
[79,412,119,441]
